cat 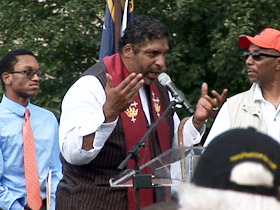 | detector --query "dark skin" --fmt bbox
[192,82,228,130]
[246,45,280,109]
[2,55,40,106]
[83,40,164,151]
[103,73,145,122]
[82,72,144,150]
[82,39,228,150]
[83,79,228,150]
